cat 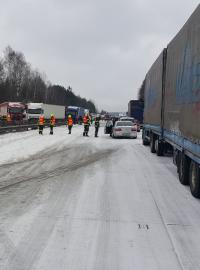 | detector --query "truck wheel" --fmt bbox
[142,138,149,145]
[142,129,149,145]
[155,140,164,156]
[150,134,156,153]
[178,153,190,185]
[189,161,200,198]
